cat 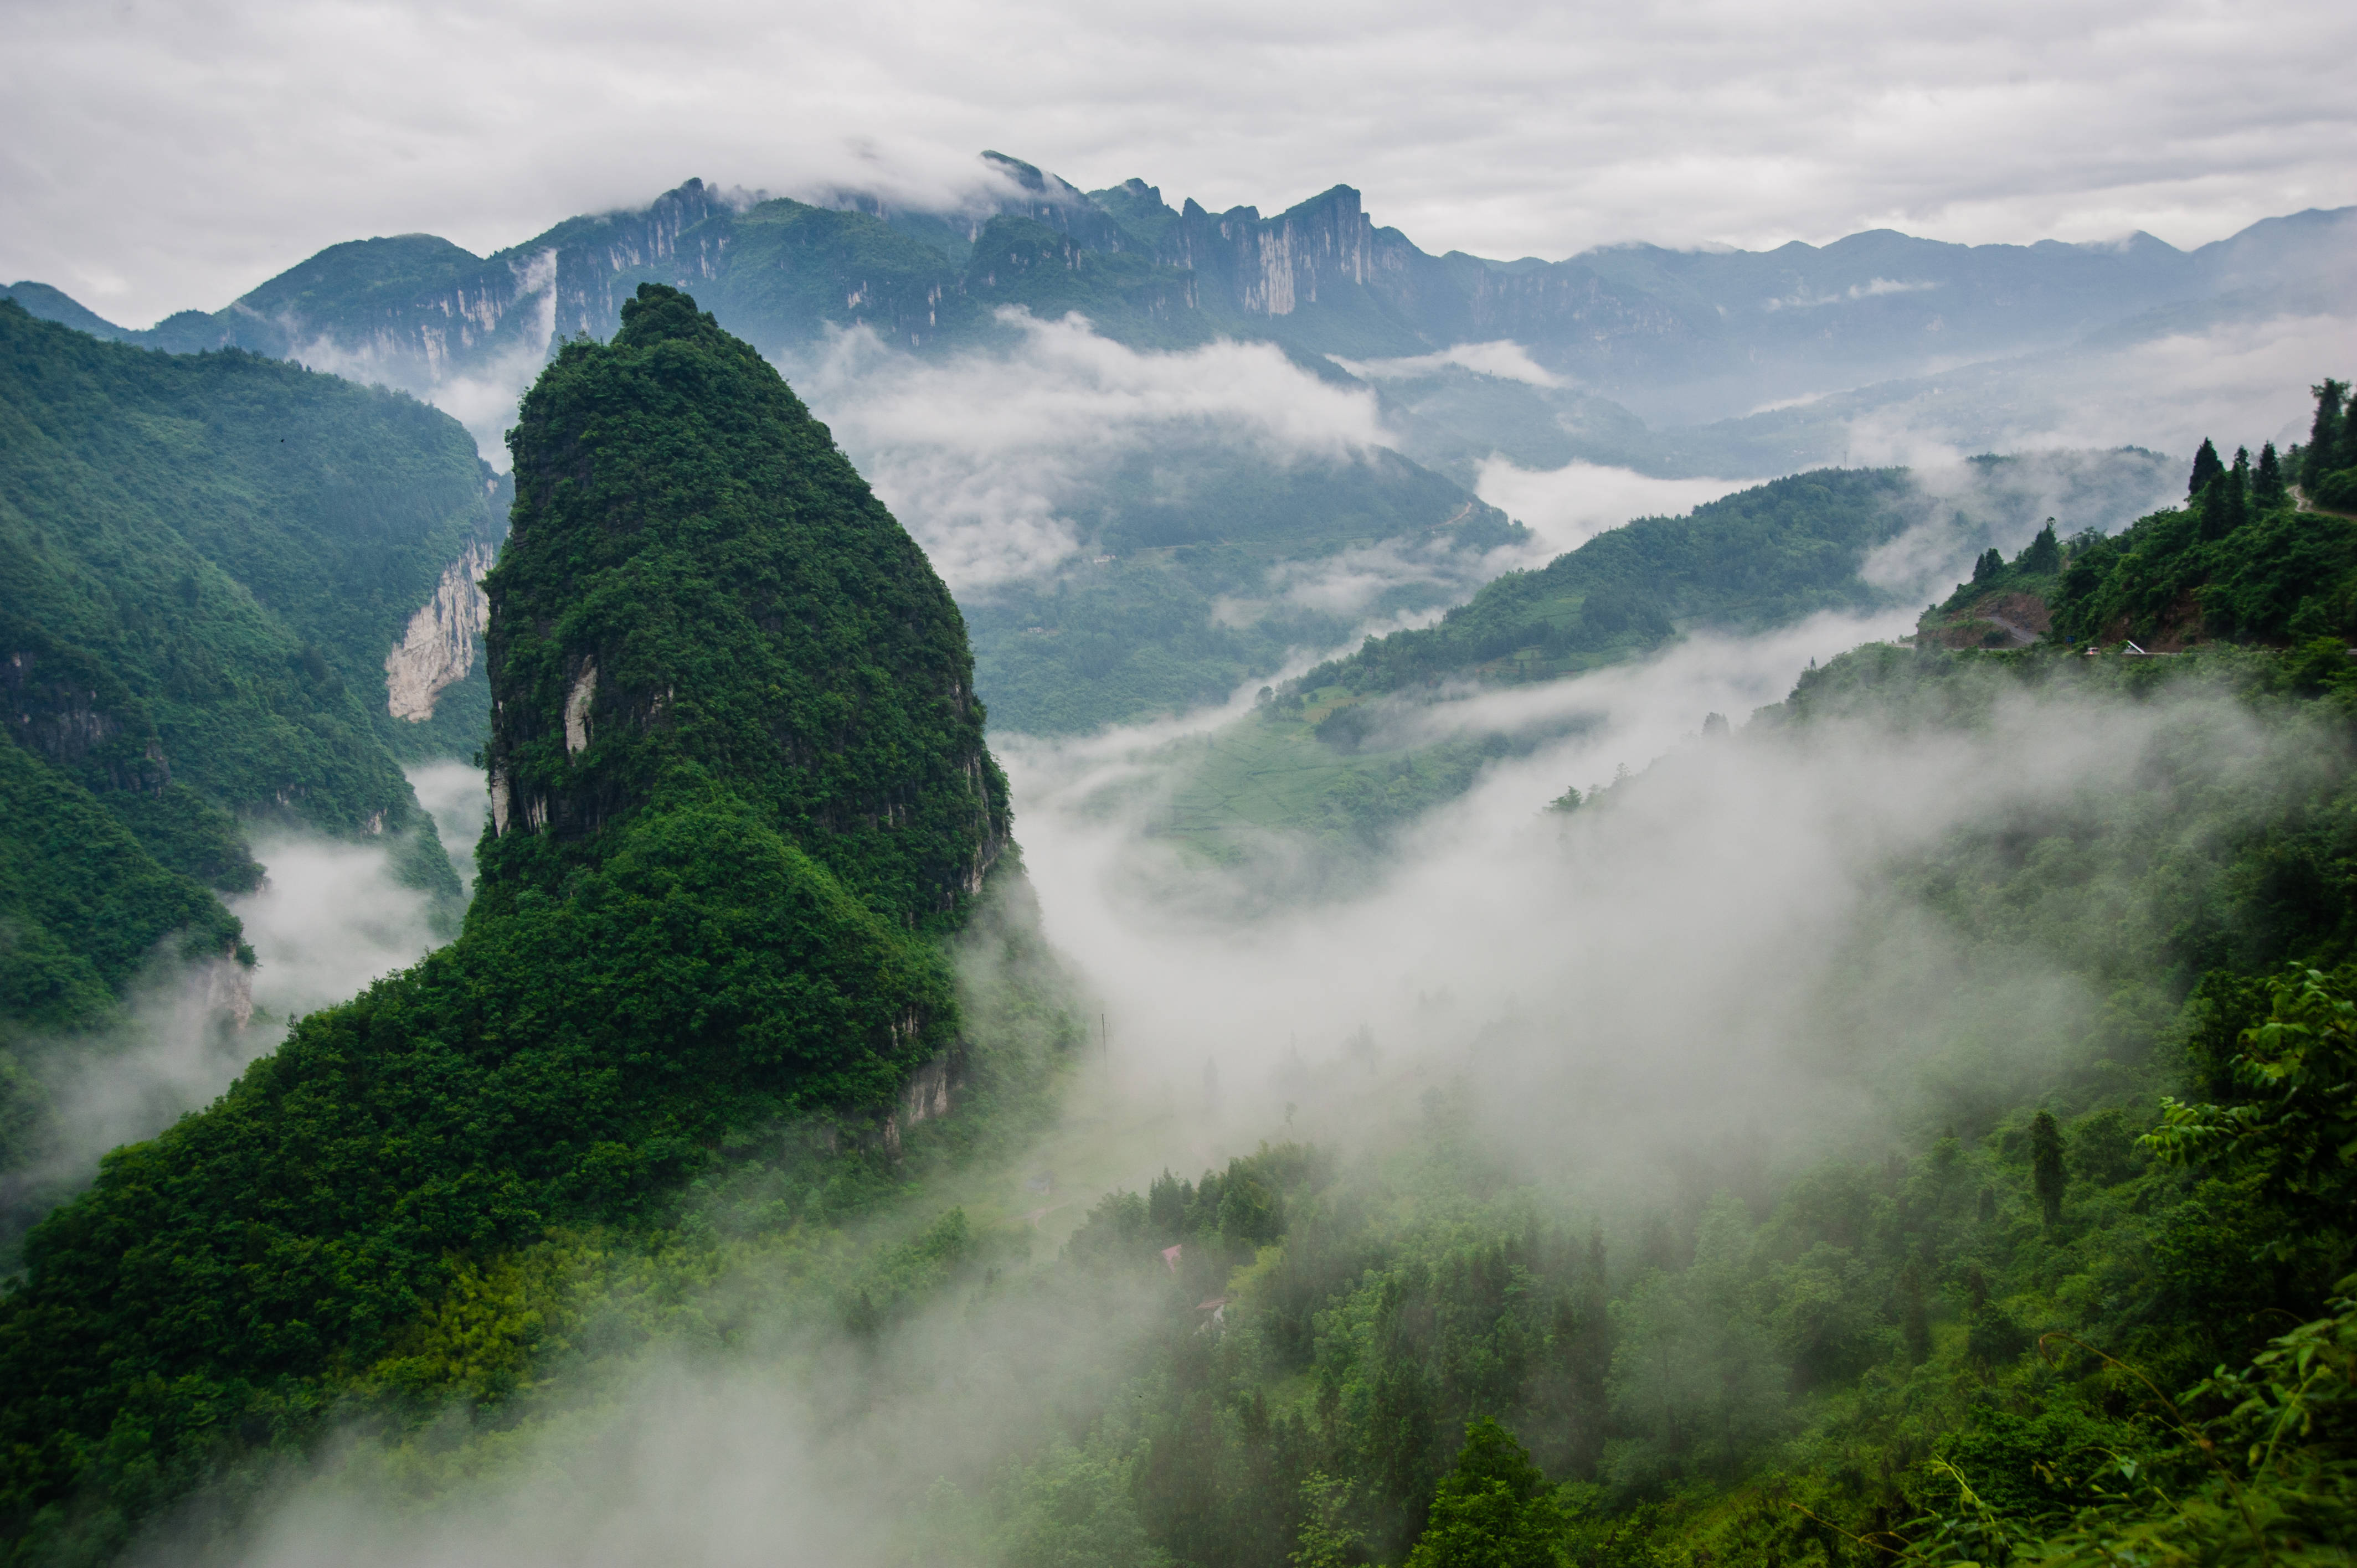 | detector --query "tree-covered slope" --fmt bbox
[1,300,501,799]
[1128,453,2163,855]
[480,284,1008,917]
[0,286,1016,1562]
[1,300,518,1126]
[0,300,510,767]
[1917,376,2357,654]
[970,643,2357,1568]
[964,445,1523,736]
[1300,467,1922,698]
